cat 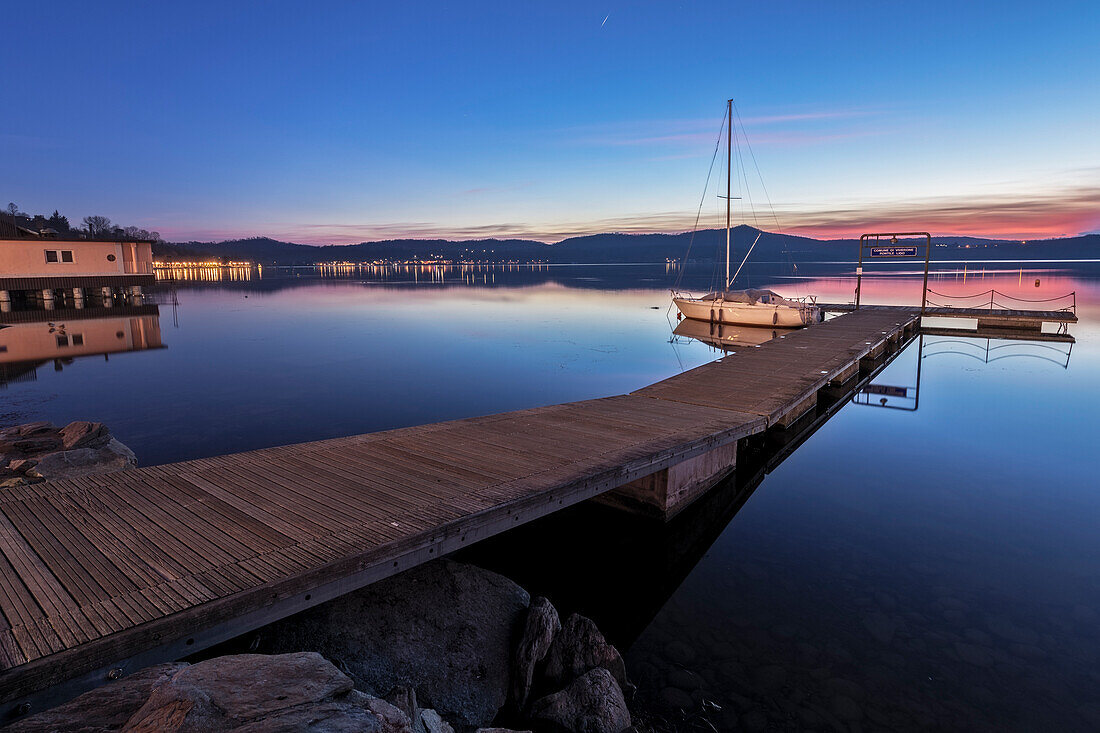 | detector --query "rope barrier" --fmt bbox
[925,288,1075,304]
[923,288,1076,313]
